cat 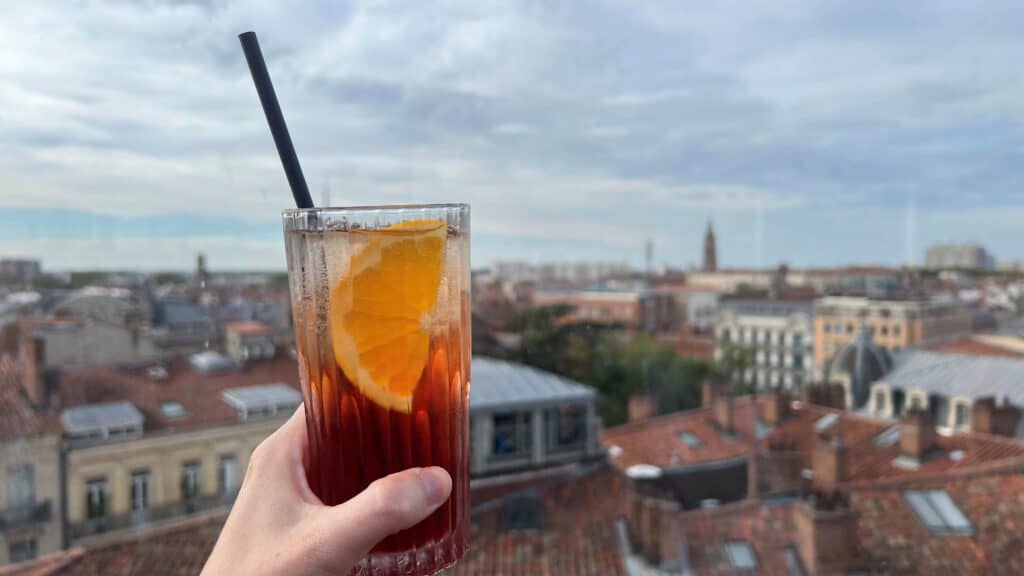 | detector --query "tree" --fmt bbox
[714,338,757,395]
